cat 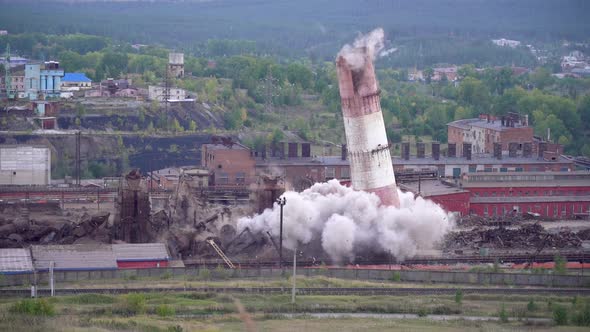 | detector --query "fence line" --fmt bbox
[2,267,589,288]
